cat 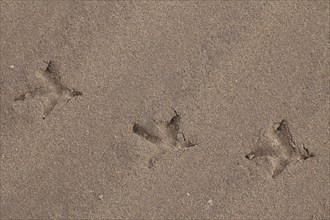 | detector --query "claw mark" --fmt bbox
[246,119,314,178]
[14,61,82,119]
[181,132,197,148]
[301,143,315,160]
